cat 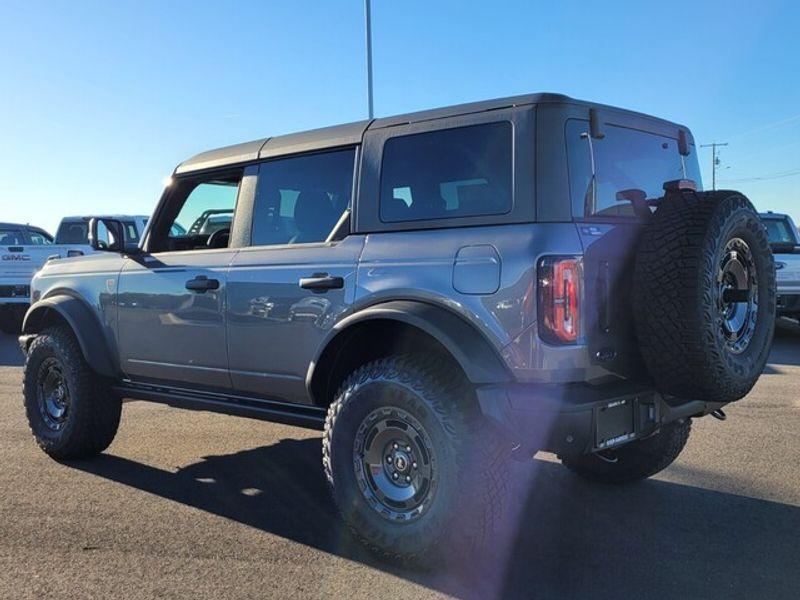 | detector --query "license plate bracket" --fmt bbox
[595,397,636,450]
